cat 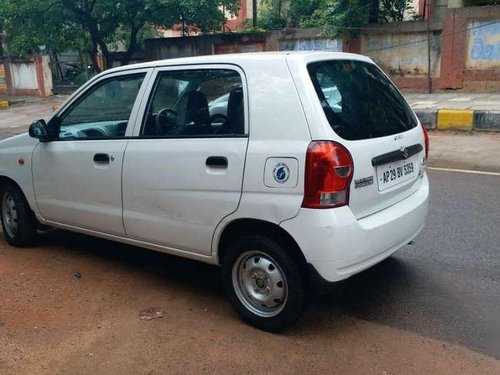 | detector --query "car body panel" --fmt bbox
[280,174,429,282]
[0,134,39,214]
[32,139,128,235]
[122,137,249,255]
